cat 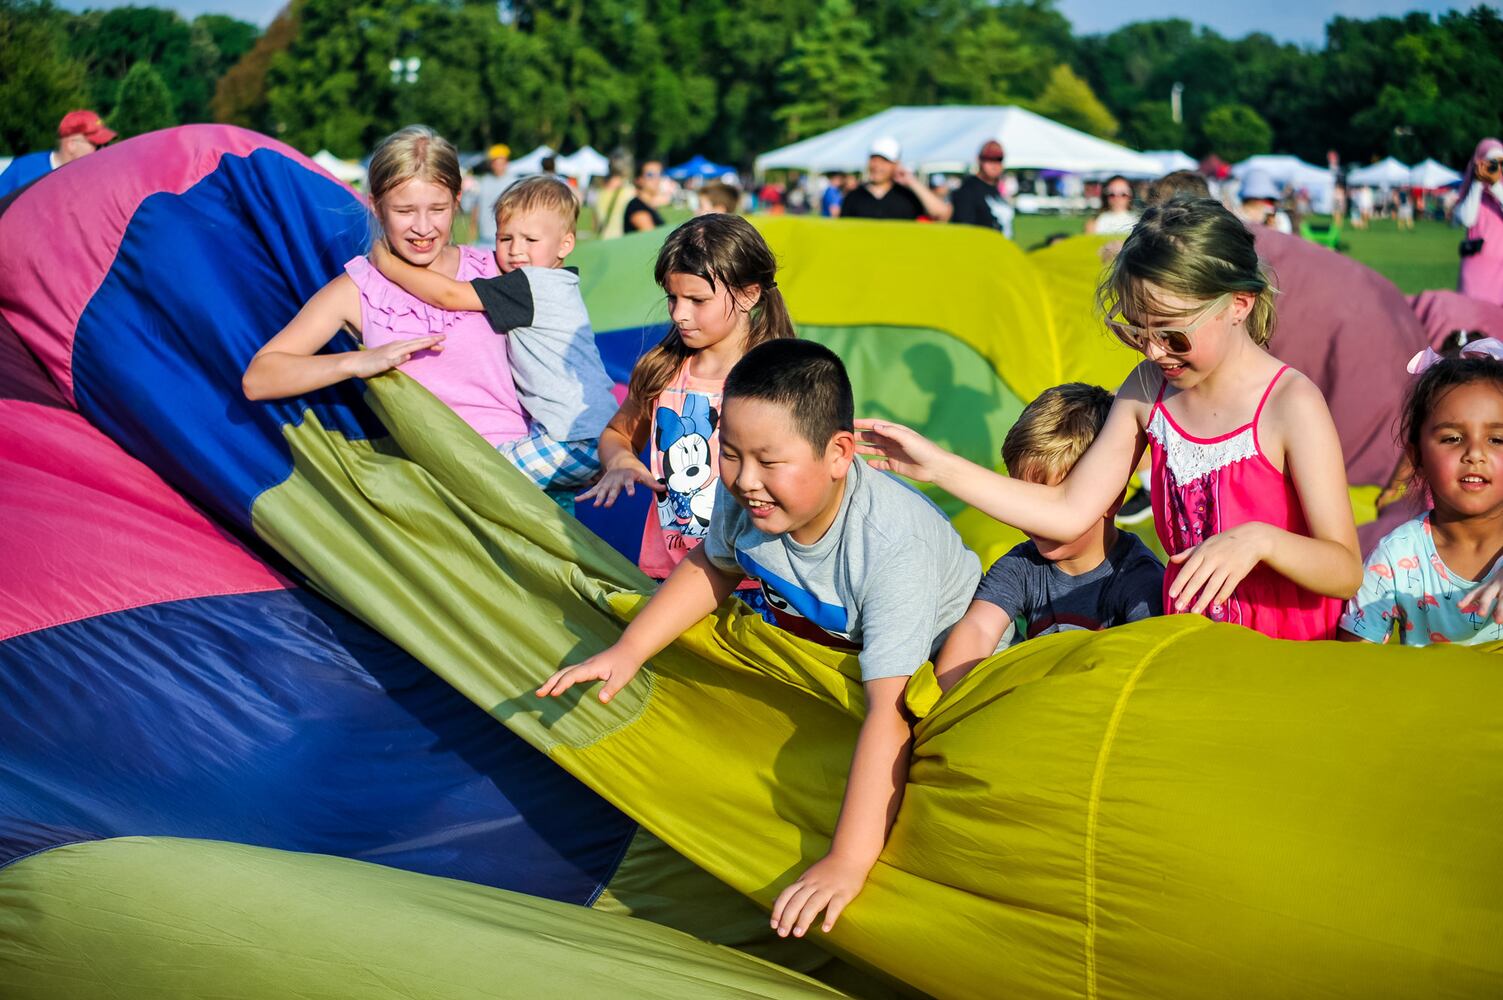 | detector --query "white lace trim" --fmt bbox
[1147,408,1259,484]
